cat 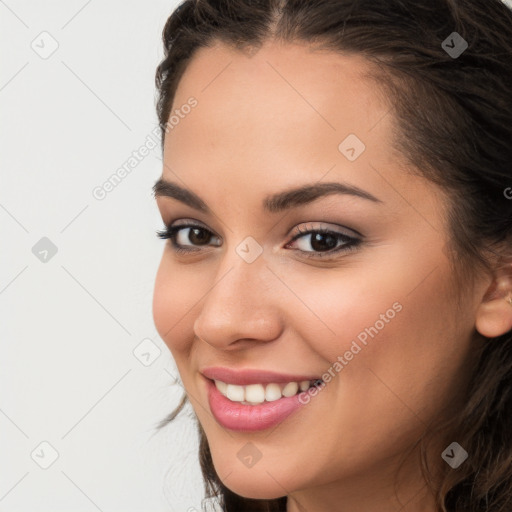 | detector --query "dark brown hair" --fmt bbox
[154,1,512,510]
